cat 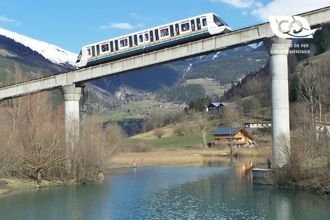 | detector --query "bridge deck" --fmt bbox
[0,6,329,100]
